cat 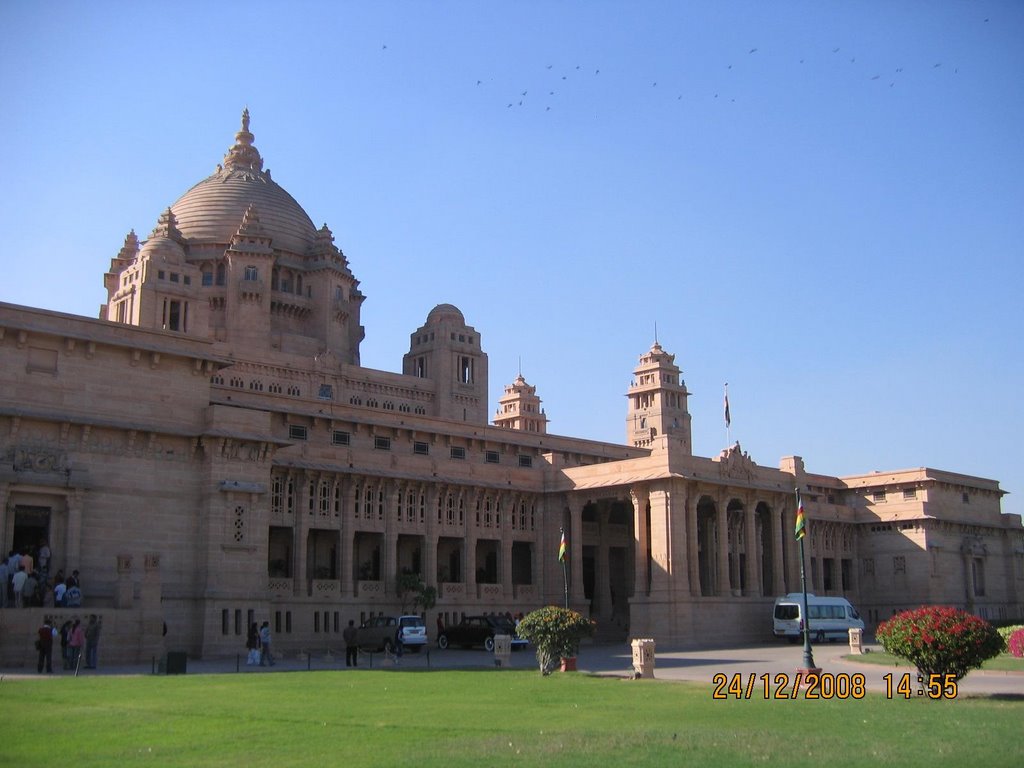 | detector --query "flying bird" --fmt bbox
[749,48,758,53]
